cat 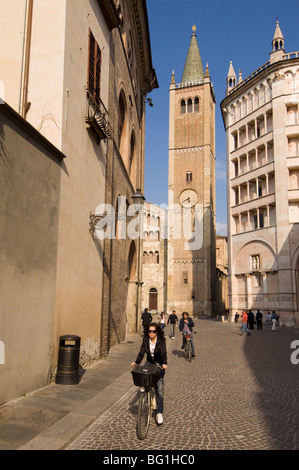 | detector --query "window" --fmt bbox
[251,255,260,271]
[187,98,192,113]
[181,100,186,114]
[118,90,127,150]
[182,271,188,284]
[253,275,261,287]
[88,29,101,105]
[186,171,192,182]
[194,97,199,112]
